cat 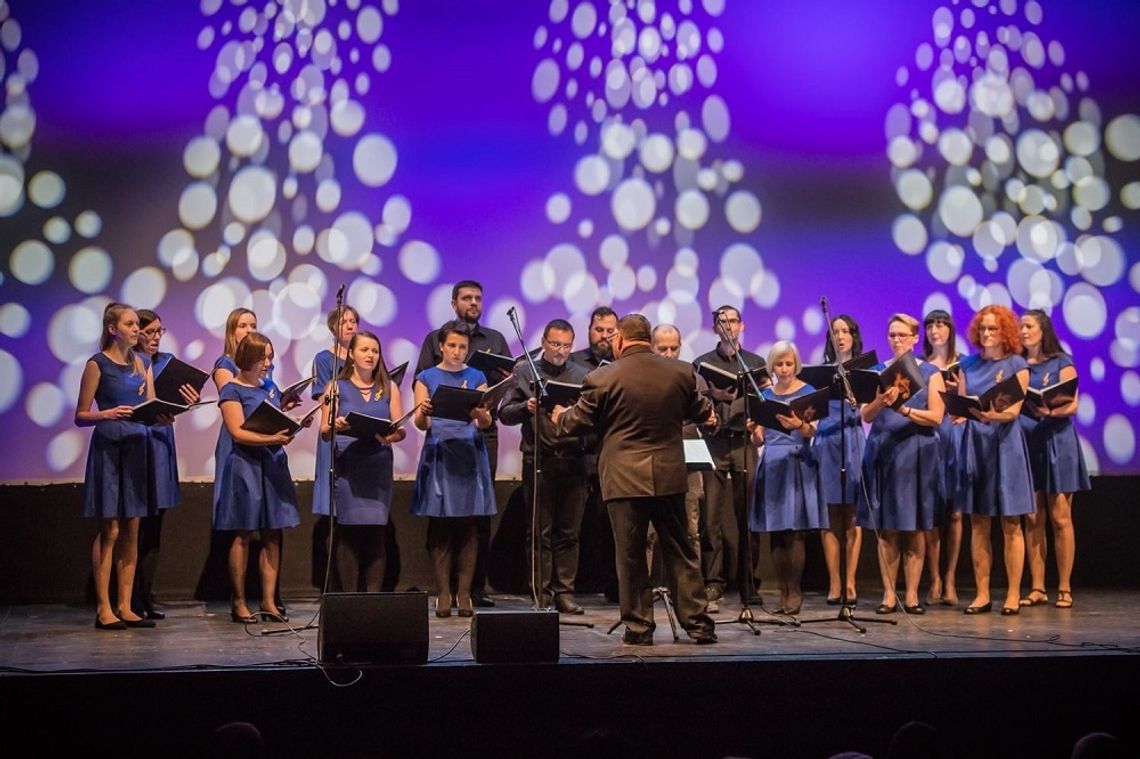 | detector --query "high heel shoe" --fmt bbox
[875,602,898,615]
[258,607,288,623]
[435,595,453,618]
[231,610,259,624]
[456,594,474,618]
[963,602,992,615]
